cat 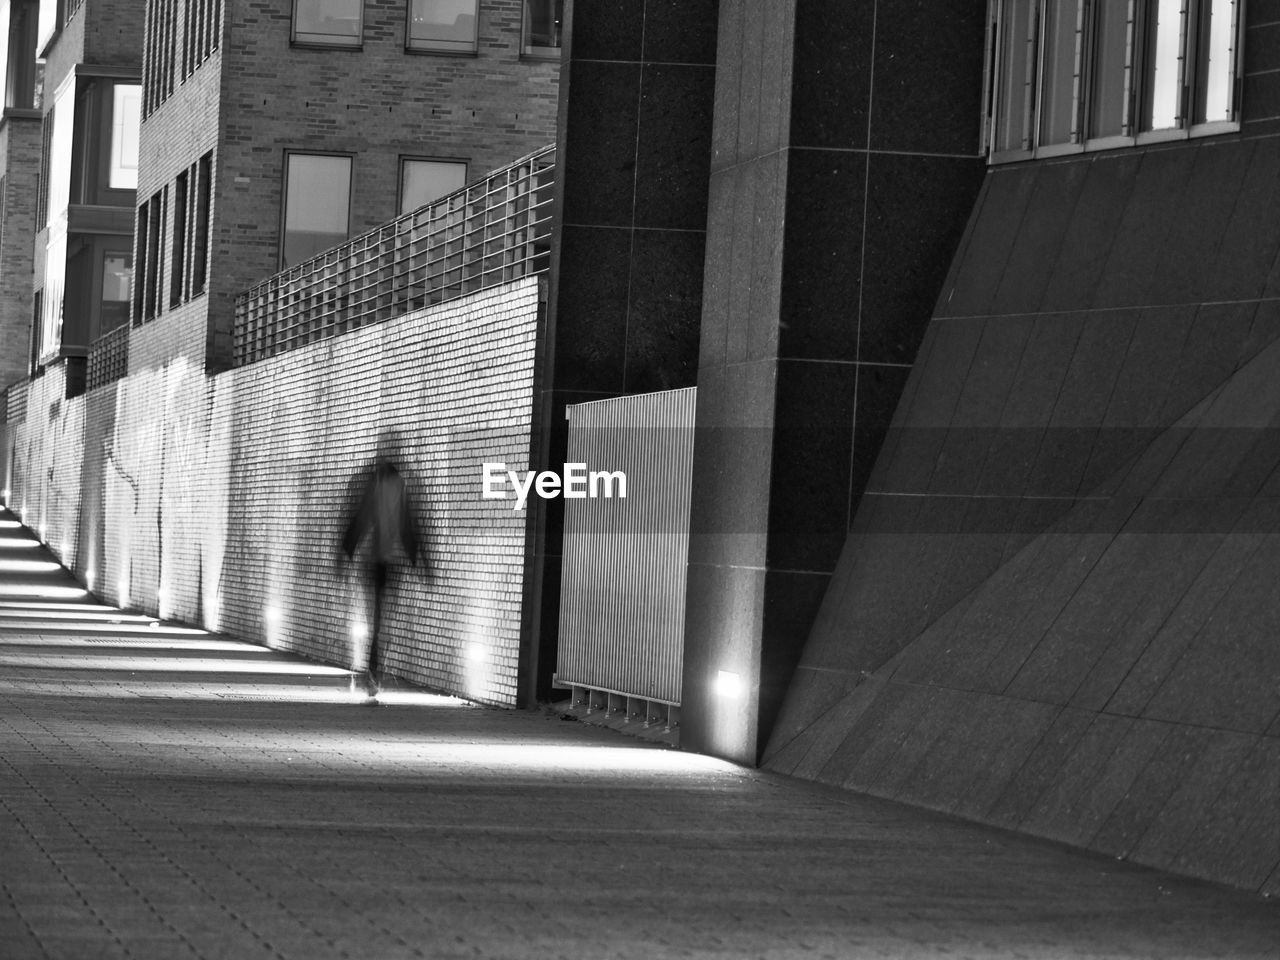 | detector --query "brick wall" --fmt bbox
[136,0,559,374]
[6,277,542,707]
[83,0,148,65]
[0,117,42,390]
